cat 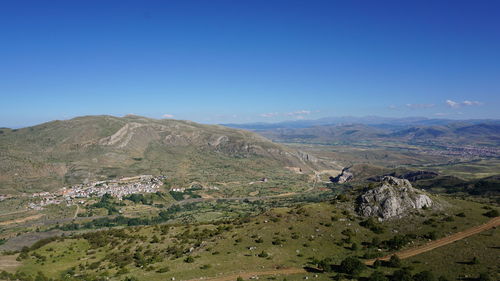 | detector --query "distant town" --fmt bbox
[28,175,167,210]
